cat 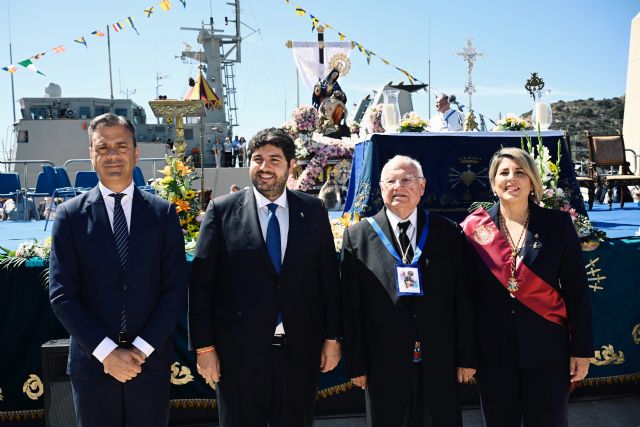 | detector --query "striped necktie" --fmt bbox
[109,193,129,339]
